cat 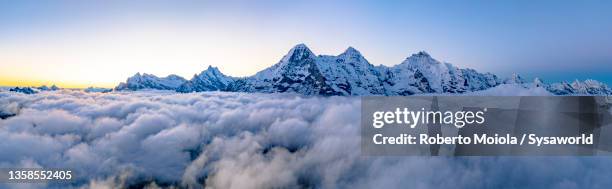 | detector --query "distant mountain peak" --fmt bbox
[414,51,431,57]
[344,46,359,53]
[340,46,363,57]
[176,65,234,93]
[533,77,544,87]
[293,43,308,49]
[403,51,437,65]
[115,73,186,91]
[204,65,222,74]
[504,73,524,84]
[288,43,312,54]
